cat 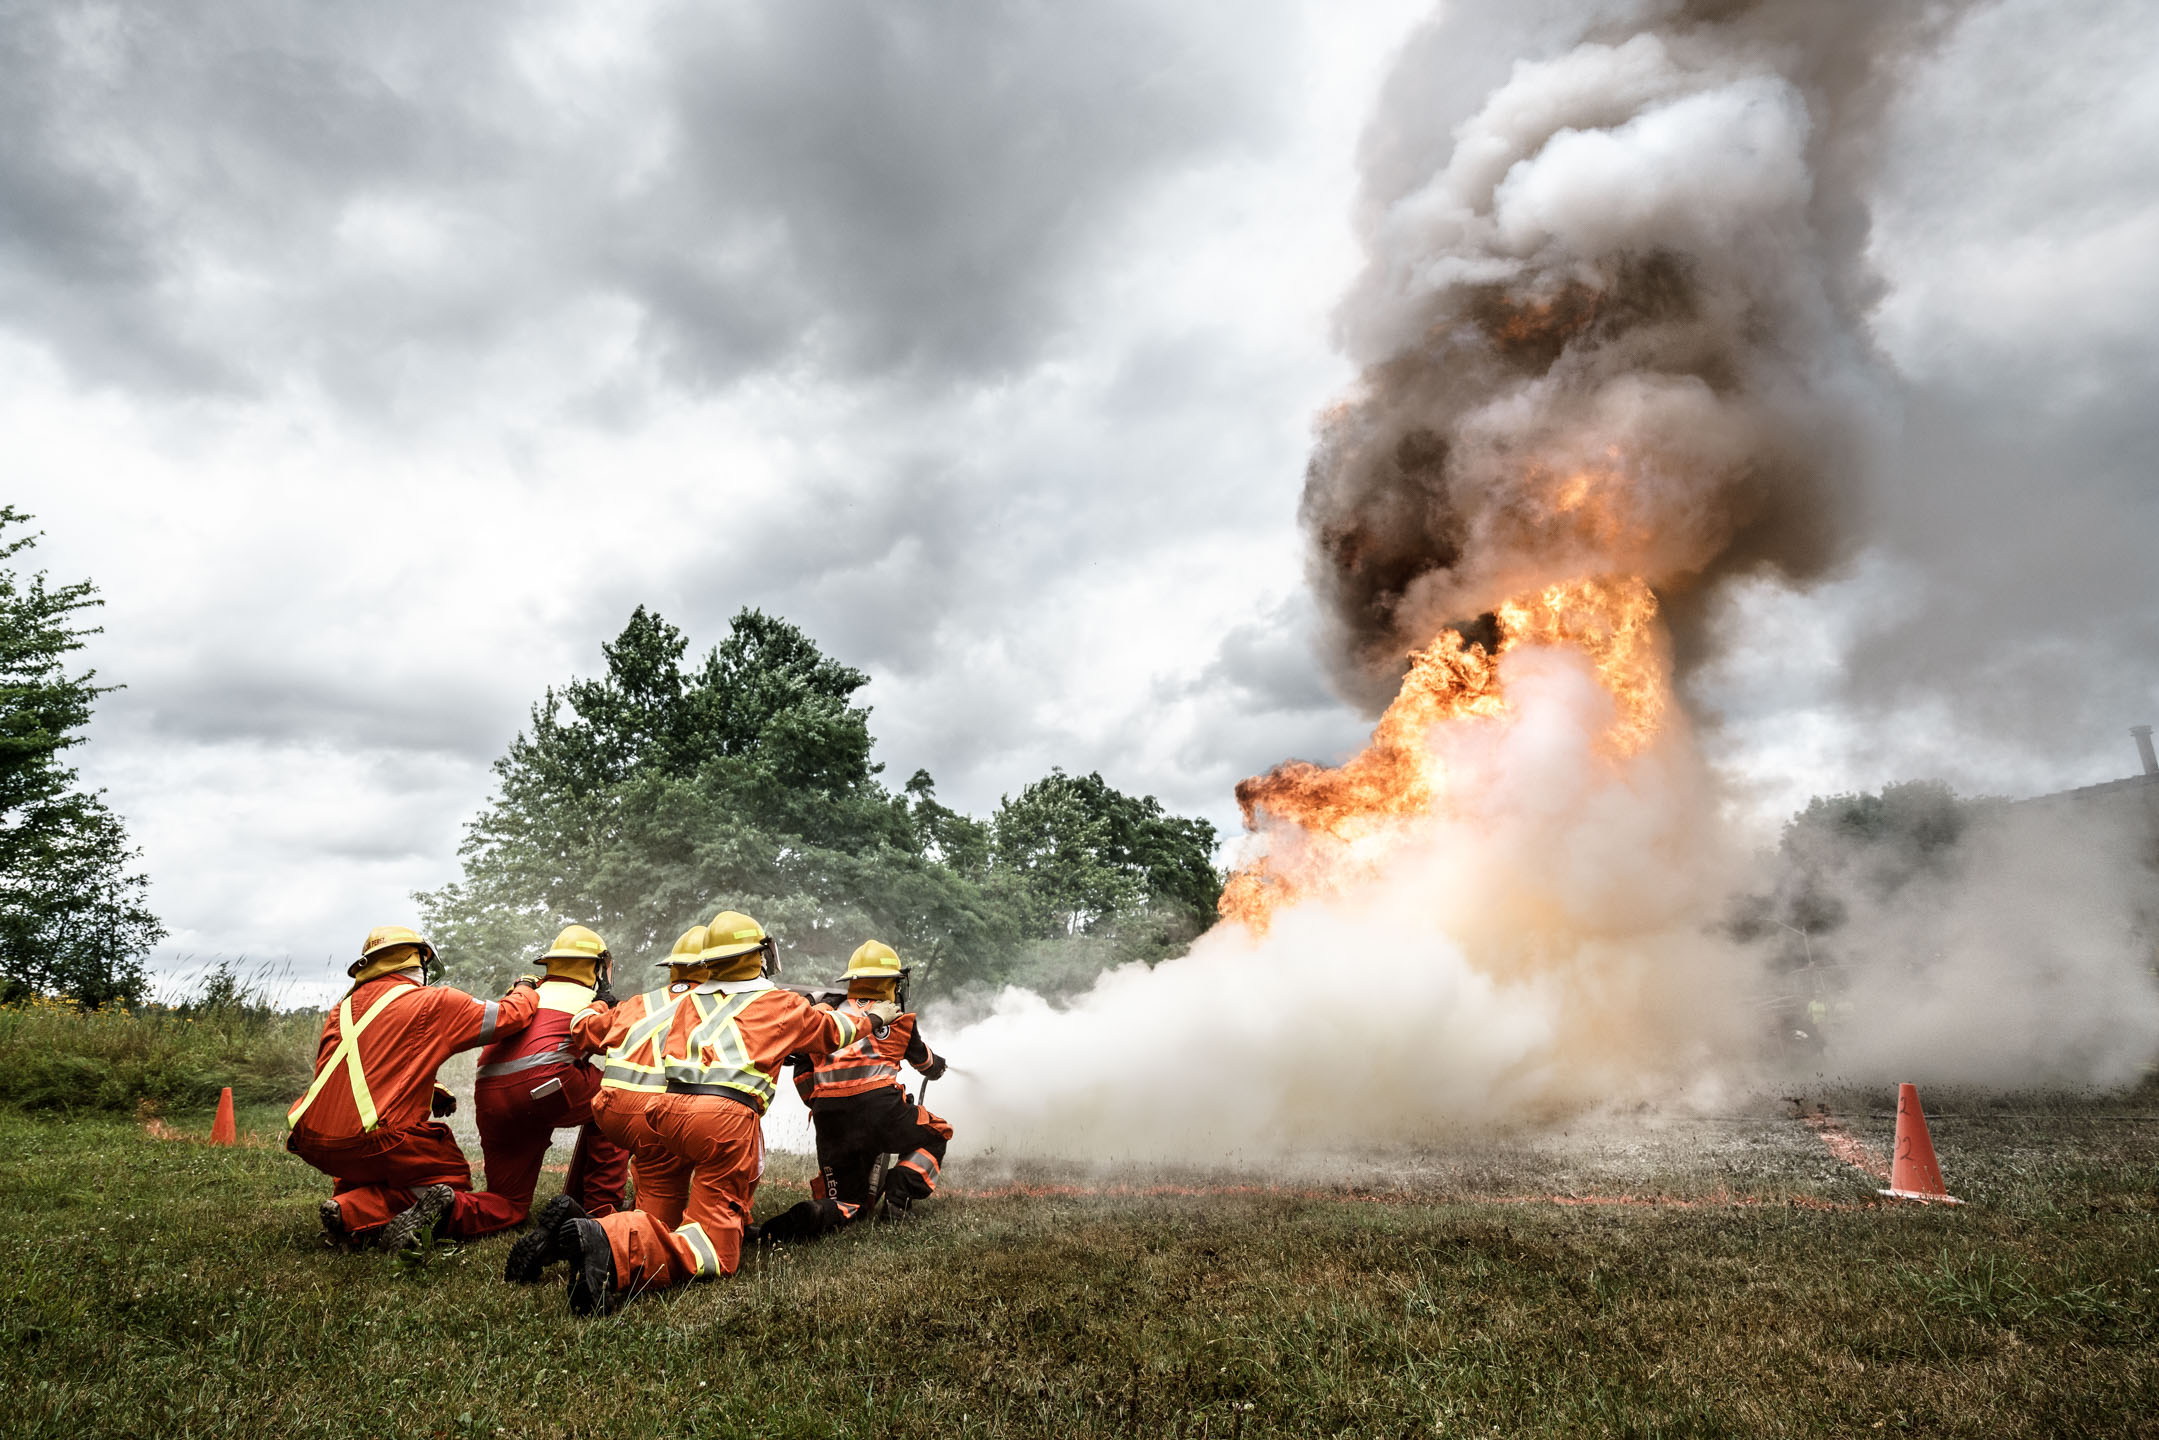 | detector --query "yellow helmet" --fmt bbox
[655,924,710,971]
[699,911,770,962]
[540,924,611,987]
[843,939,904,980]
[541,925,609,963]
[349,925,436,980]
